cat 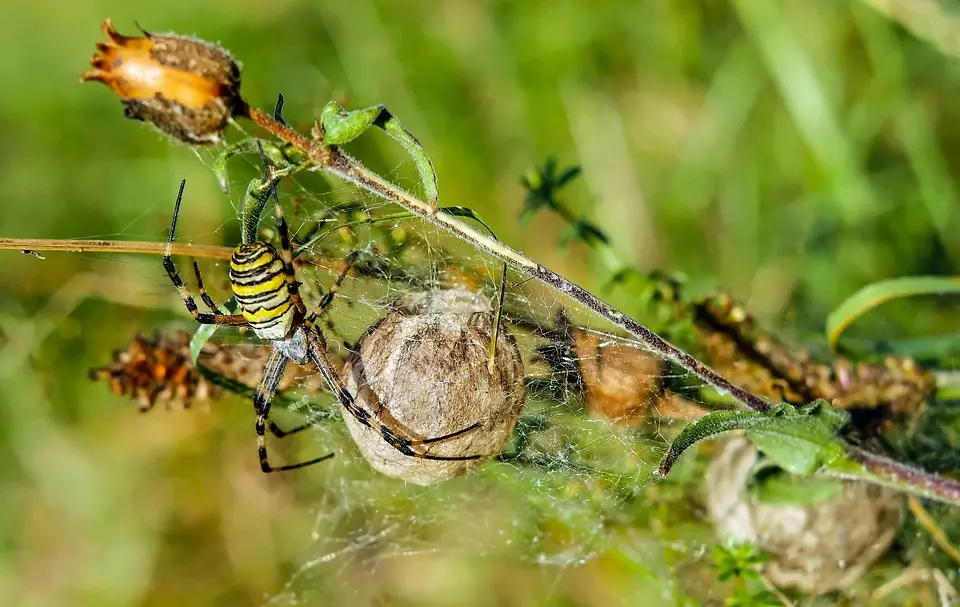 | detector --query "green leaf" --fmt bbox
[836,332,960,361]
[657,401,849,477]
[320,101,440,204]
[558,219,608,249]
[826,275,960,350]
[189,324,221,363]
[747,465,845,505]
[188,299,237,363]
[189,323,221,363]
[556,166,582,188]
[439,206,500,240]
